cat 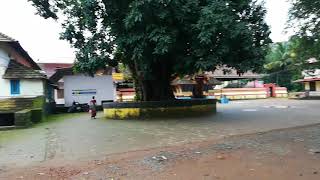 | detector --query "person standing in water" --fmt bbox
[89,96,97,119]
